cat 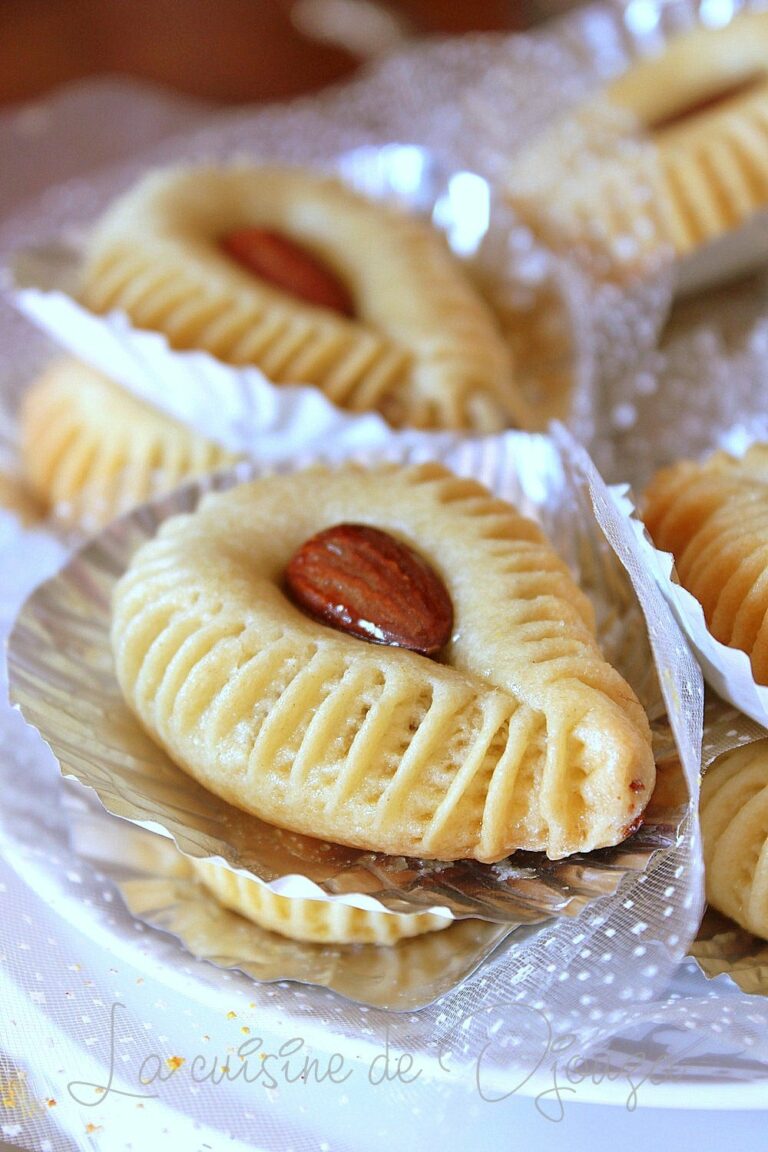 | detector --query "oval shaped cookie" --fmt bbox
[112,463,654,861]
[609,13,768,281]
[506,12,768,293]
[193,859,449,944]
[21,359,236,531]
[701,739,768,940]
[111,462,654,862]
[643,443,768,684]
[79,164,525,432]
